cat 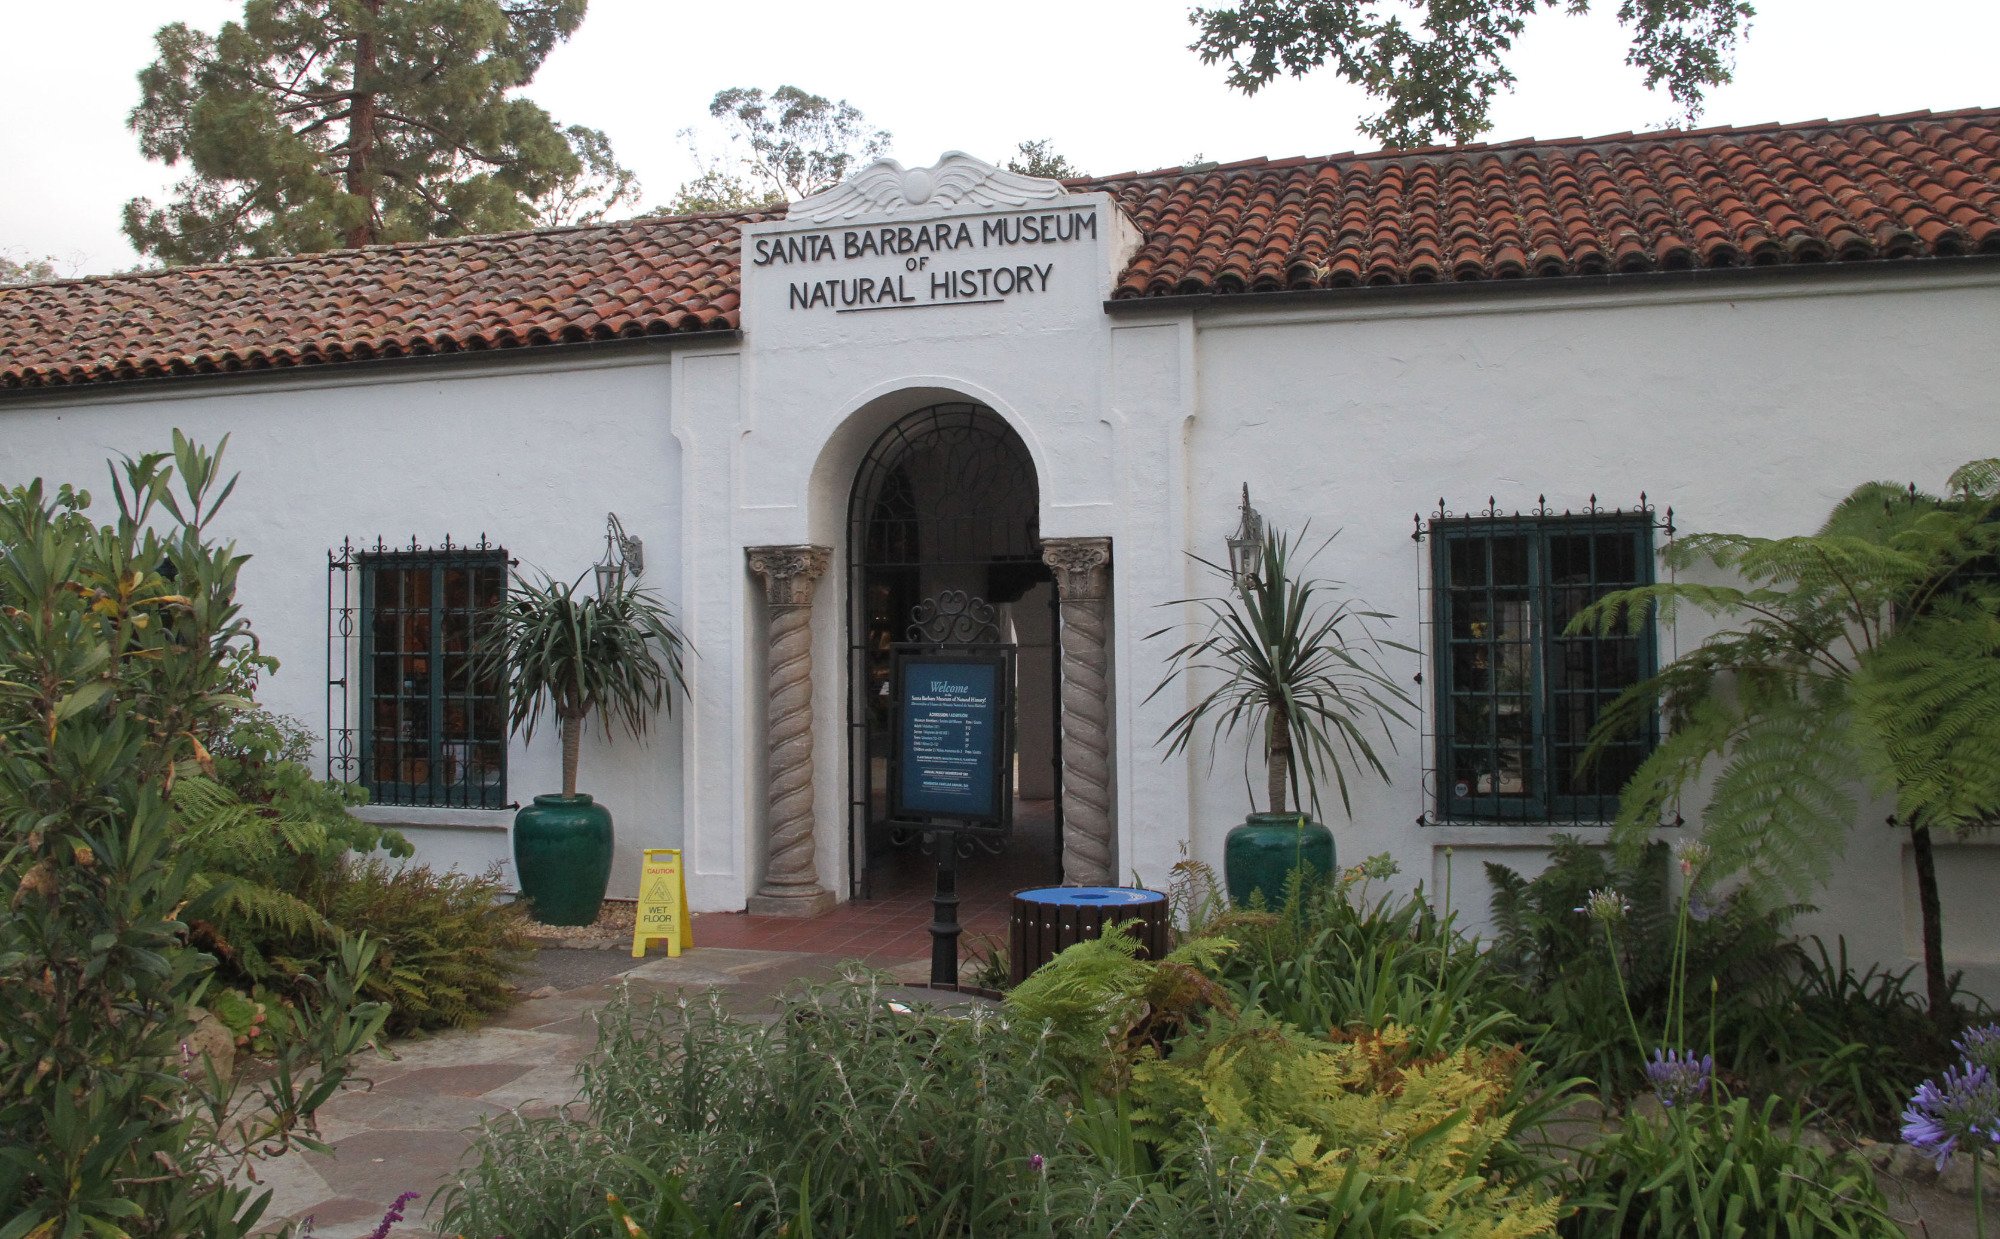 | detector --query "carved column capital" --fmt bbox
[747,544,832,608]
[1040,537,1112,602]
